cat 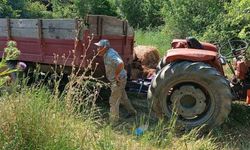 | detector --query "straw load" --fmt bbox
[130,45,160,80]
